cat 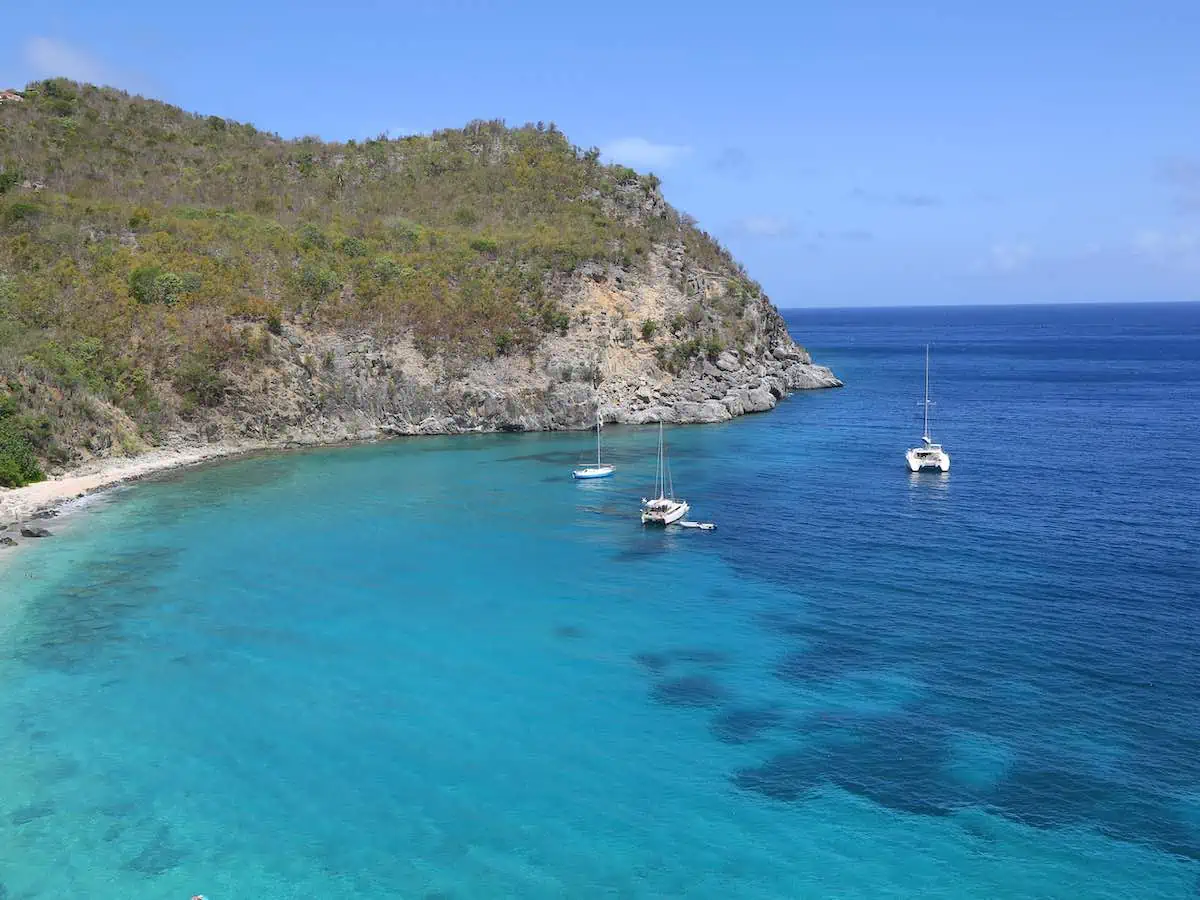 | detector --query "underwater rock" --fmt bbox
[651,675,726,708]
